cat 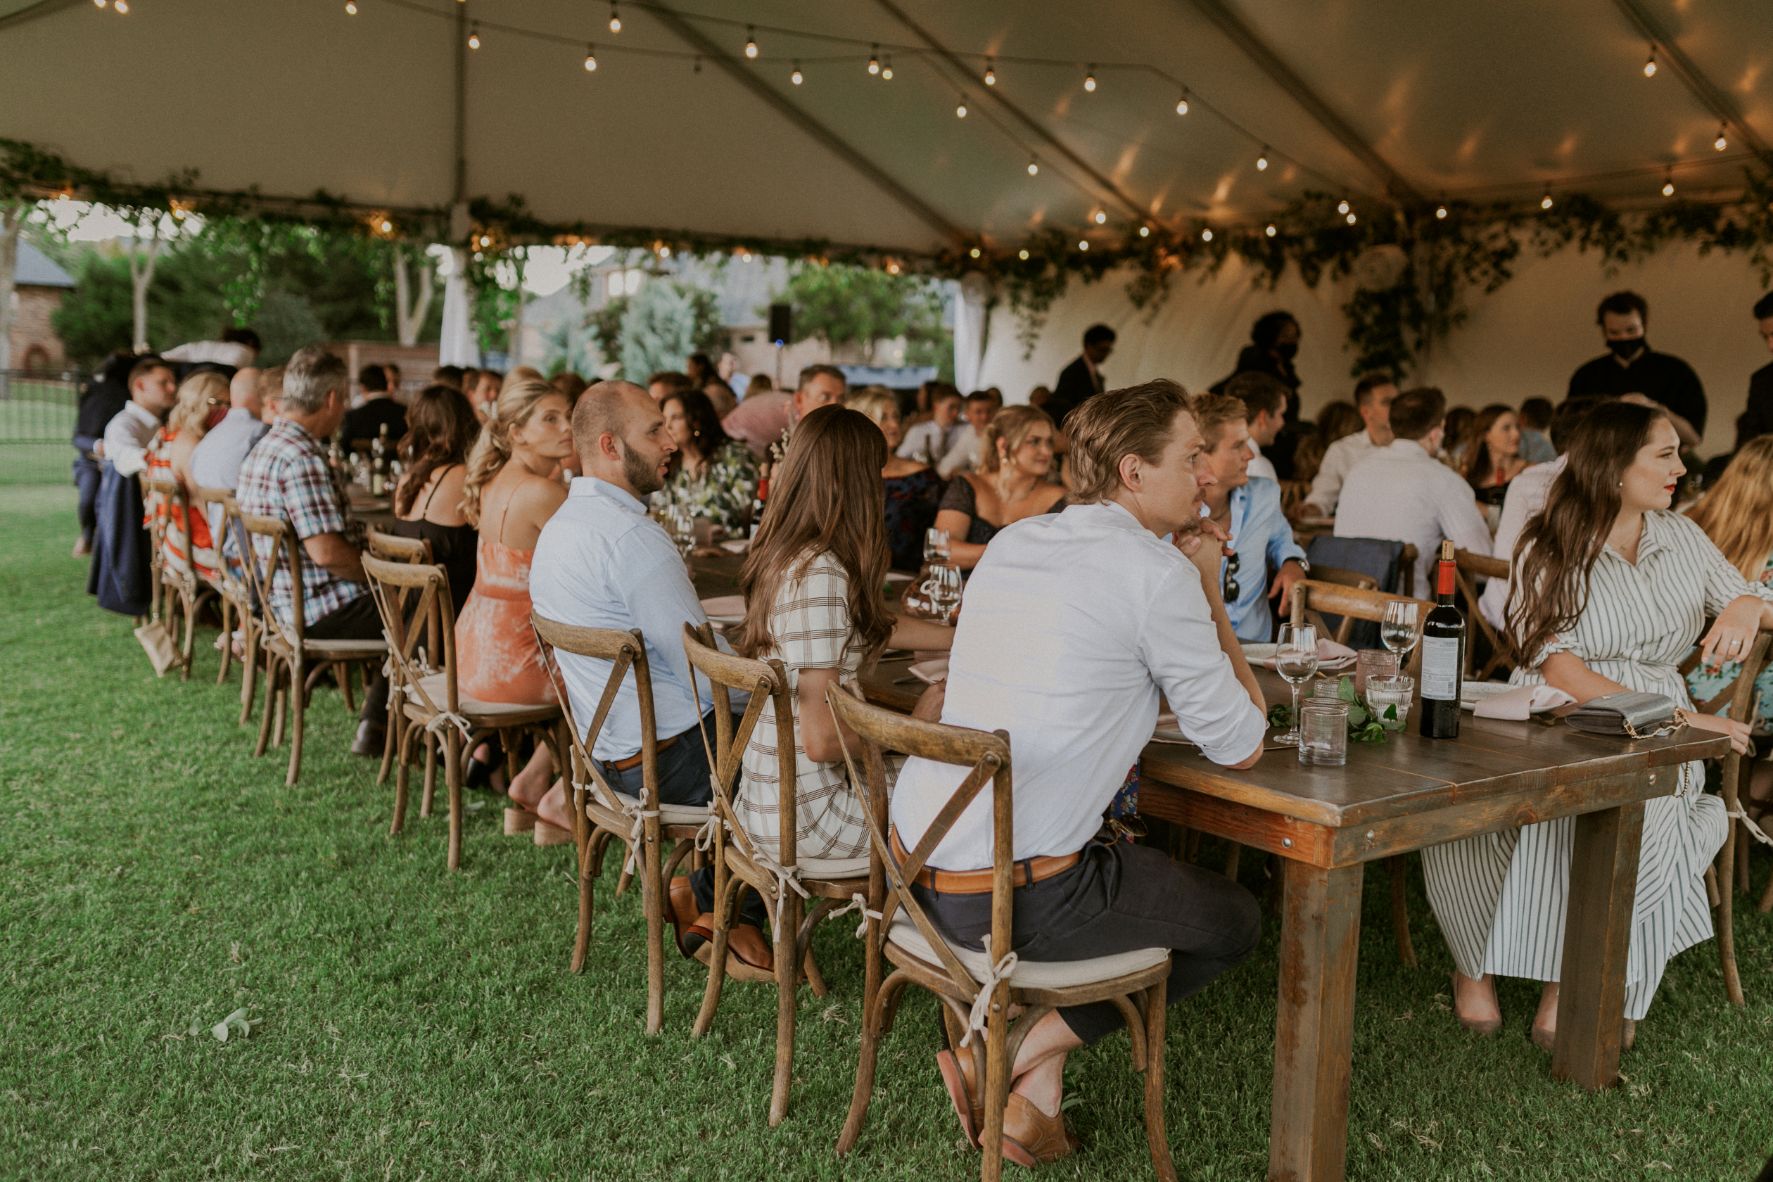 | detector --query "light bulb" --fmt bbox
[1336,199,1350,215]
[1345,212,1357,225]
[1138,225,1150,238]
[378,218,393,235]
[1026,159,1039,176]
[467,27,480,49]
[1662,176,1675,197]
[1715,127,1728,151]
[955,99,967,118]
[1540,191,1553,210]
[1092,208,1107,225]
[112,0,127,11]
[1017,249,1030,261]
[93,0,107,8]
[1200,228,1213,242]
[1083,70,1097,93]
[1175,94,1189,115]
[345,0,357,13]
[969,247,982,260]
[867,46,880,75]
[608,3,620,32]
[1078,240,1090,251]
[1265,223,1277,238]
[1643,48,1657,78]
[584,46,597,71]
[1256,148,1269,172]
[1435,204,1448,219]
[743,27,758,59]
[885,261,901,275]
[983,61,996,86]
[790,63,802,86]
[880,58,894,80]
